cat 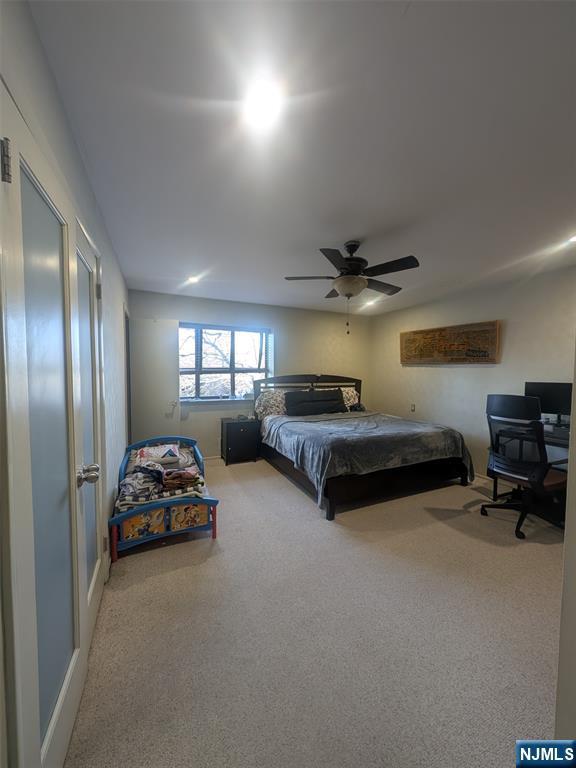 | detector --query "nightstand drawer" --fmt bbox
[221,418,261,465]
